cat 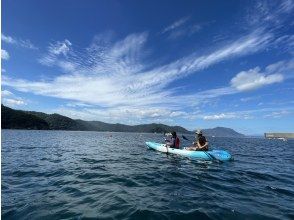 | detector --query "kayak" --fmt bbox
[146,141,232,161]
